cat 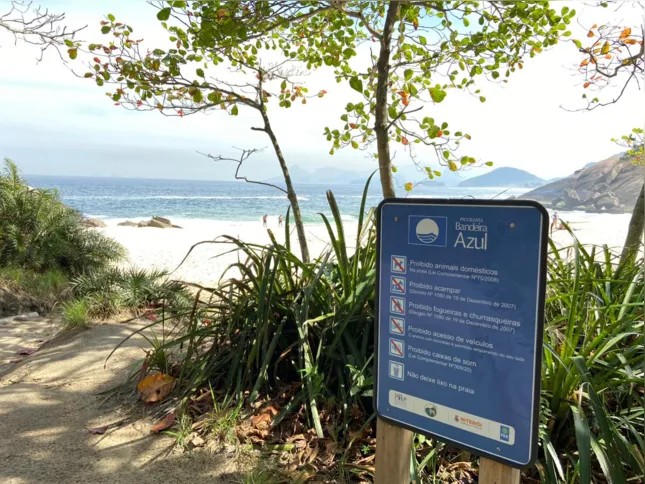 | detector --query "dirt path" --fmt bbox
[0,319,239,483]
